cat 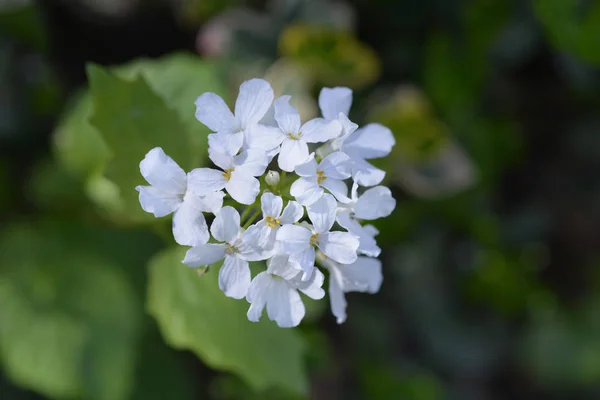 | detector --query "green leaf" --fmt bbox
[0,221,141,400]
[147,247,308,395]
[87,64,193,223]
